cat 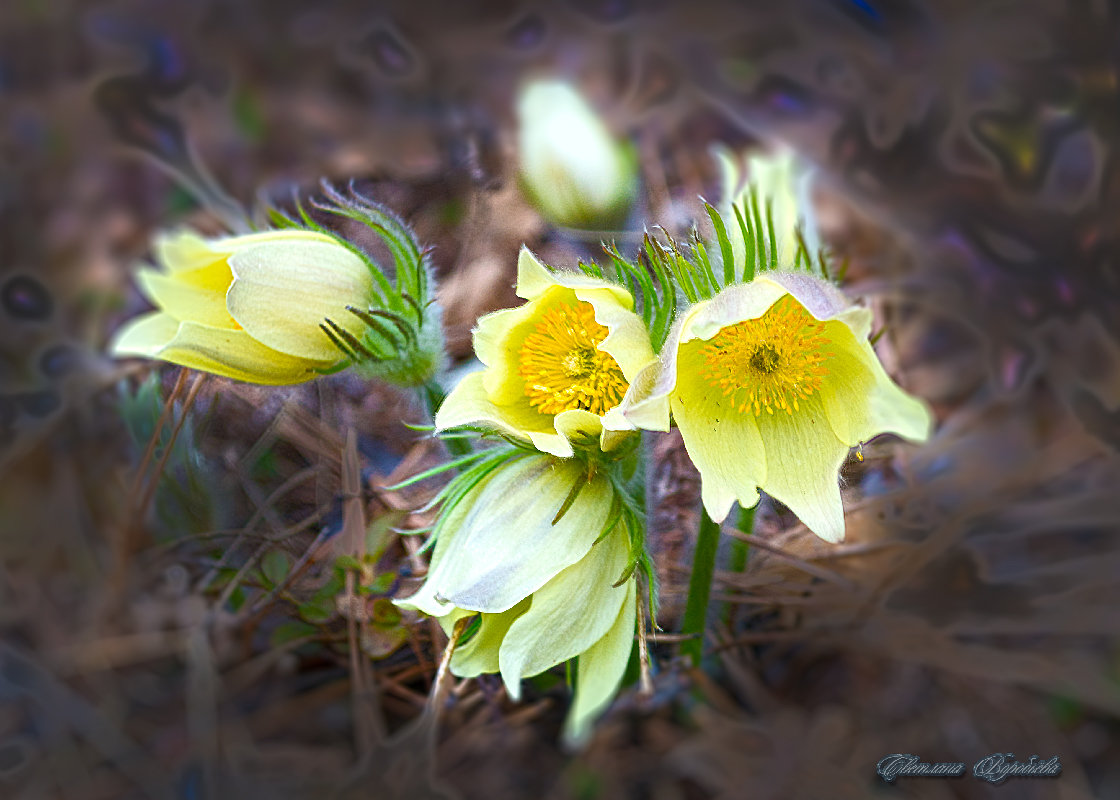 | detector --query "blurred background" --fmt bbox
[2,0,1120,798]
